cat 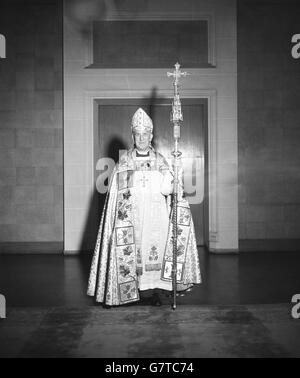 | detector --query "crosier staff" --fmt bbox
[167,63,189,310]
